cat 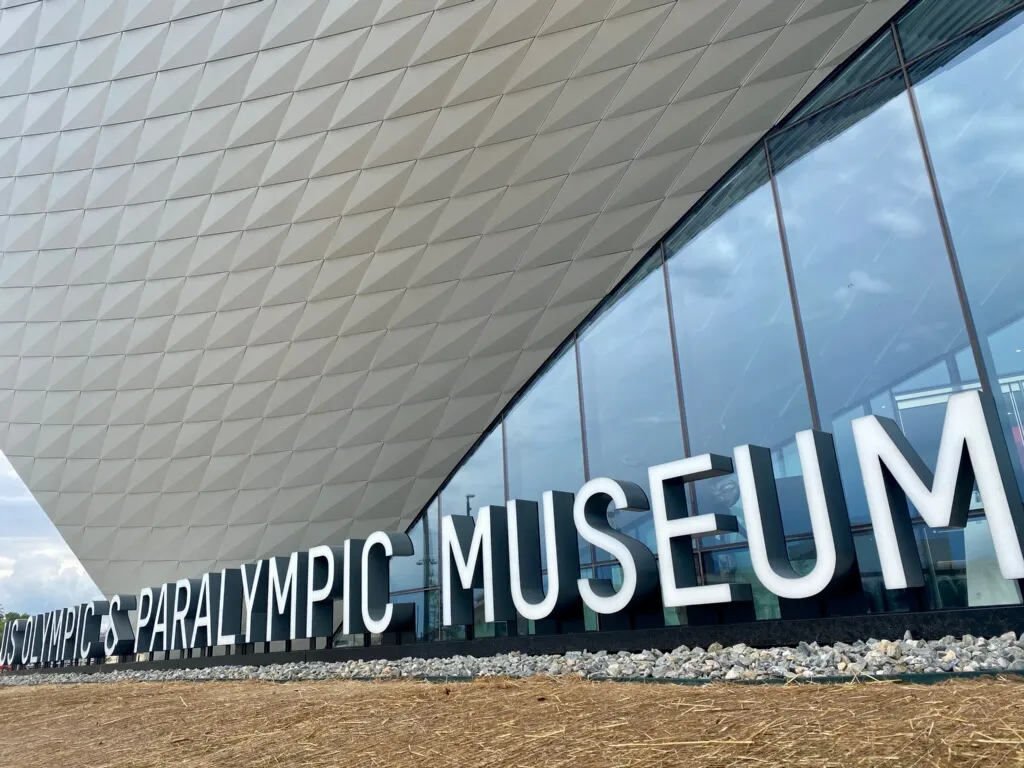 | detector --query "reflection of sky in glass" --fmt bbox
[667,155,813,540]
[668,160,810,455]
[0,451,101,613]
[773,84,969,422]
[578,261,683,551]
[990,322,1024,374]
[439,427,504,518]
[910,9,1024,490]
[911,12,1024,342]
[505,347,585,502]
[578,261,684,491]
[772,78,969,525]
[390,515,433,593]
[505,346,590,565]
